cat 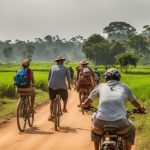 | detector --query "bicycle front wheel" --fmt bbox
[17,99,27,132]
[28,97,34,127]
